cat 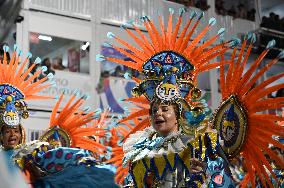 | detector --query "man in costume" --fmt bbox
[98,7,284,188]
[0,44,52,173]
